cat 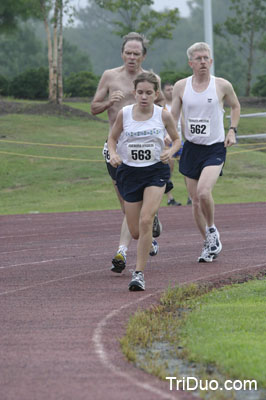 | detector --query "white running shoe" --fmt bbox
[129,271,145,291]
[198,241,214,263]
[206,227,222,256]
[149,239,159,256]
